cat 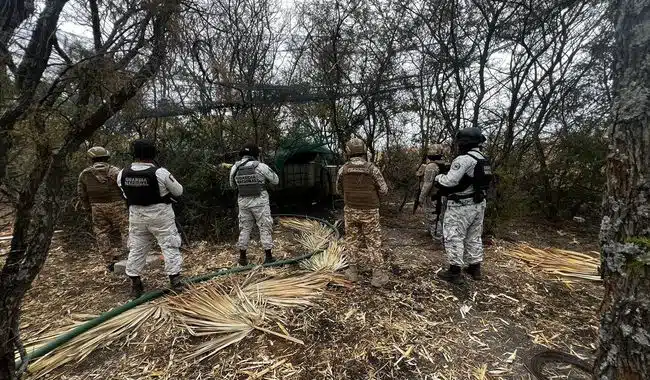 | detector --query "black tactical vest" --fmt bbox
[120,166,171,206]
[234,160,264,197]
[440,152,493,203]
